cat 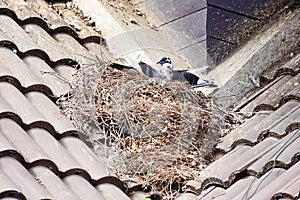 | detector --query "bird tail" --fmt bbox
[192,82,218,88]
